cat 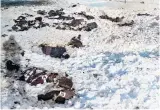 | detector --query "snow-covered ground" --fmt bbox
[70,0,159,9]
[1,0,160,109]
